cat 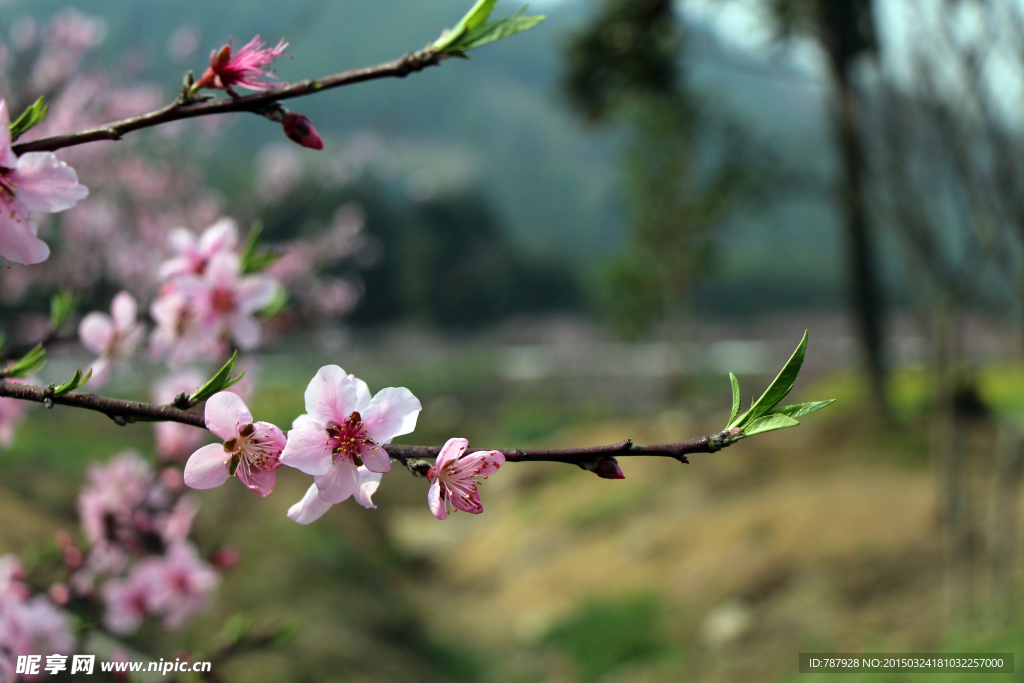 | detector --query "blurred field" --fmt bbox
[1,325,1022,682]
